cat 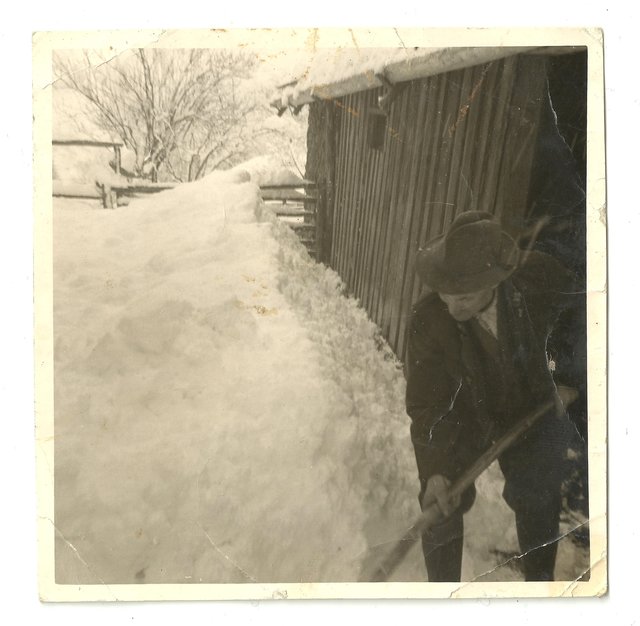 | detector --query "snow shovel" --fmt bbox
[359,386,578,582]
